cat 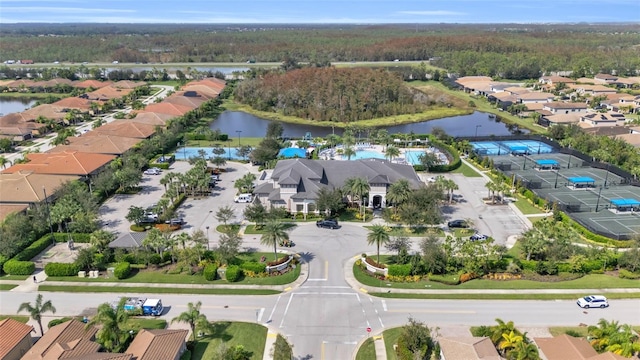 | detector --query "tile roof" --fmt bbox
[75,80,113,89]
[21,319,99,360]
[0,203,29,222]
[533,334,629,360]
[52,97,95,111]
[112,80,147,89]
[539,75,576,83]
[37,78,75,87]
[88,120,157,139]
[109,232,149,249]
[518,92,555,100]
[125,329,188,360]
[544,102,588,109]
[46,135,142,155]
[542,113,583,124]
[0,112,38,126]
[129,112,174,127]
[23,104,68,120]
[64,353,133,360]
[0,318,34,359]
[180,85,221,99]
[163,93,207,109]
[186,77,226,92]
[438,337,501,360]
[85,86,133,100]
[139,103,192,116]
[5,79,36,88]
[2,151,115,176]
[504,86,530,95]
[0,171,79,204]
[455,76,493,85]
[614,133,640,147]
